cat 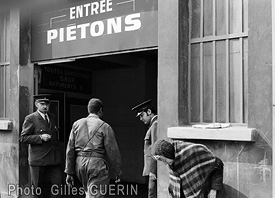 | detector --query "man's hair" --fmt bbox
[87,98,103,114]
[145,105,157,115]
[153,140,175,159]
